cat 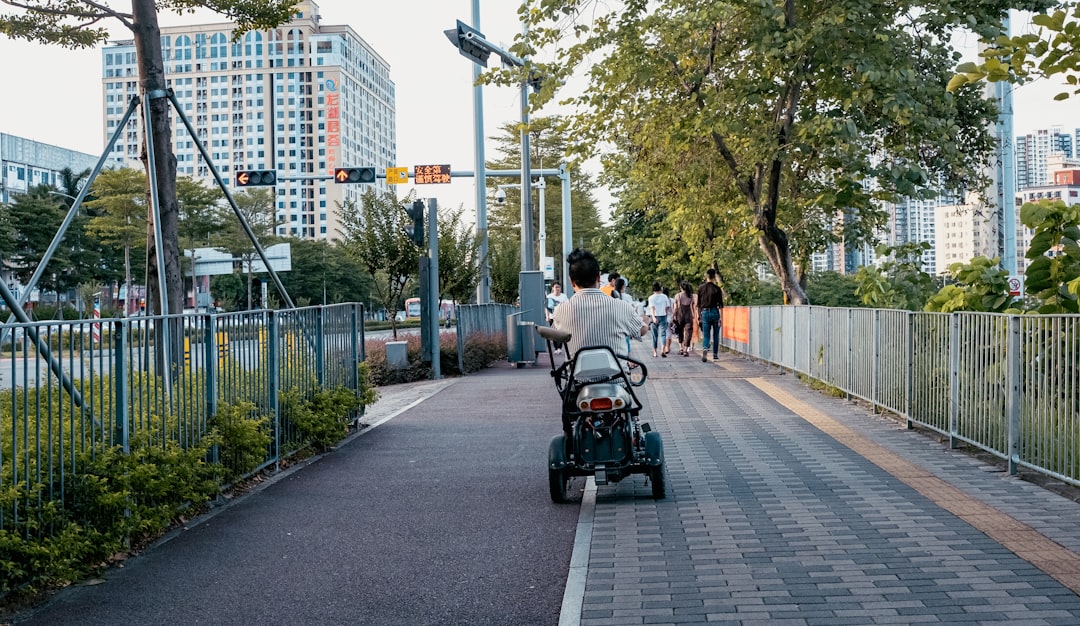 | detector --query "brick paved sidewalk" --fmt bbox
[567,350,1080,626]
